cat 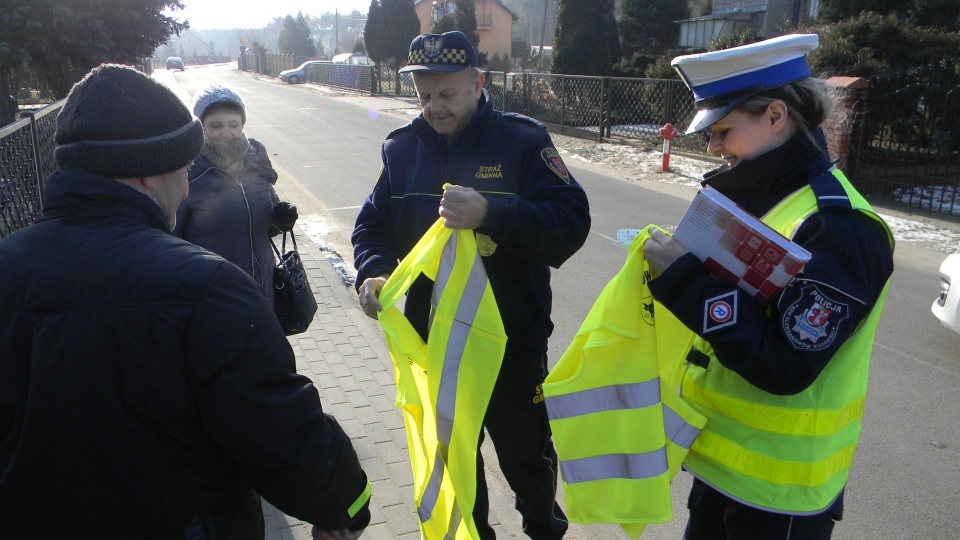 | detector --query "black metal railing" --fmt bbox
[0,100,63,238]
[847,59,960,216]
